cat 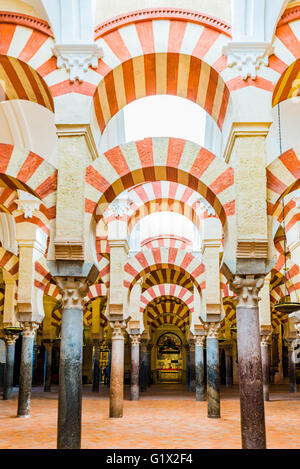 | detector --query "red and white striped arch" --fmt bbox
[93,10,233,133]
[84,283,107,303]
[141,235,192,251]
[124,247,205,293]
[140,283,193,315]
[267,146,300,218]
[146,297,190,333]
[86,137,235,229]
[0,247,19,279]
[0,144,57,219]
